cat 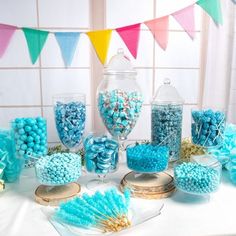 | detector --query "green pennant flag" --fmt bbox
[197,0,223,25]
[23,28,49,64]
